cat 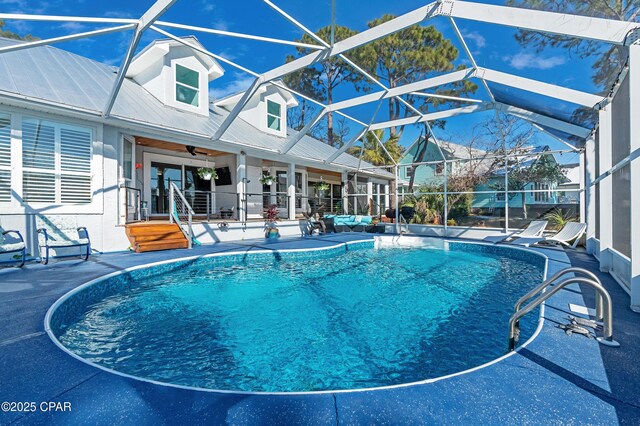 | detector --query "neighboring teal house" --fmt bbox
[400,137,579,211]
